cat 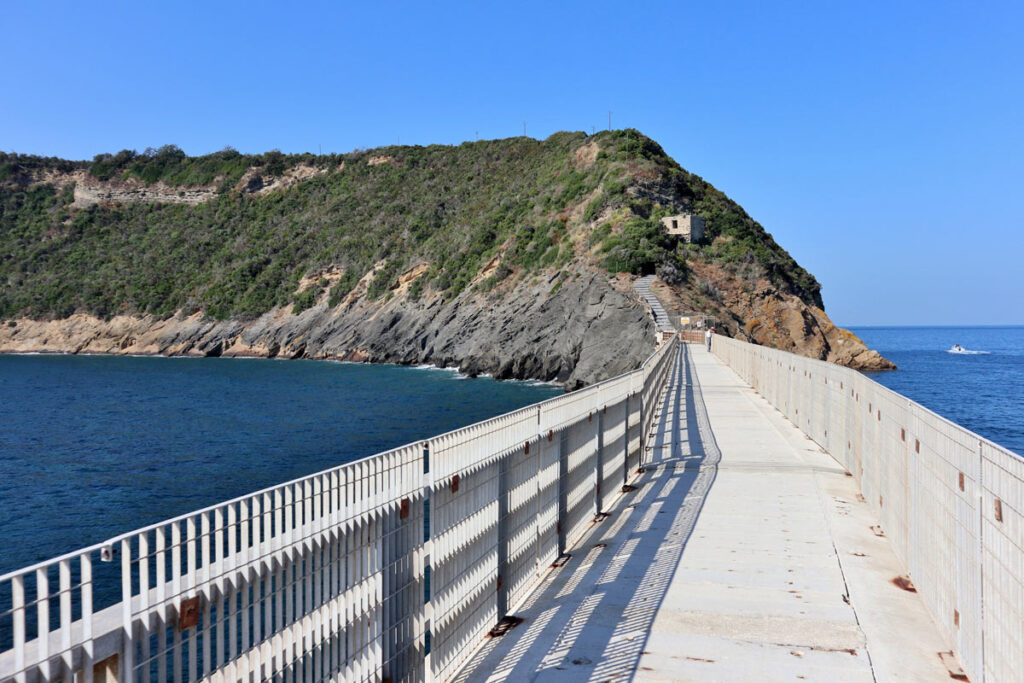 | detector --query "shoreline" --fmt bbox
[0,270,657,391]
[0,348,570,389]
